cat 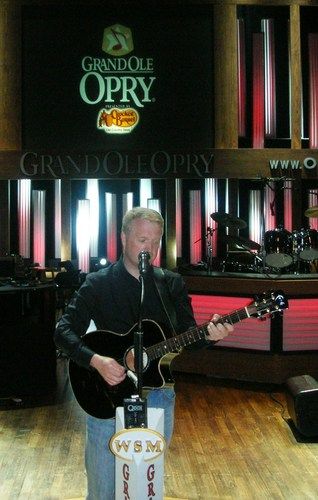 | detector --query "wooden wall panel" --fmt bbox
[0,181,10,253]
[214,4,238,148]
[0,1,21,150]
[289,5,302,149]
